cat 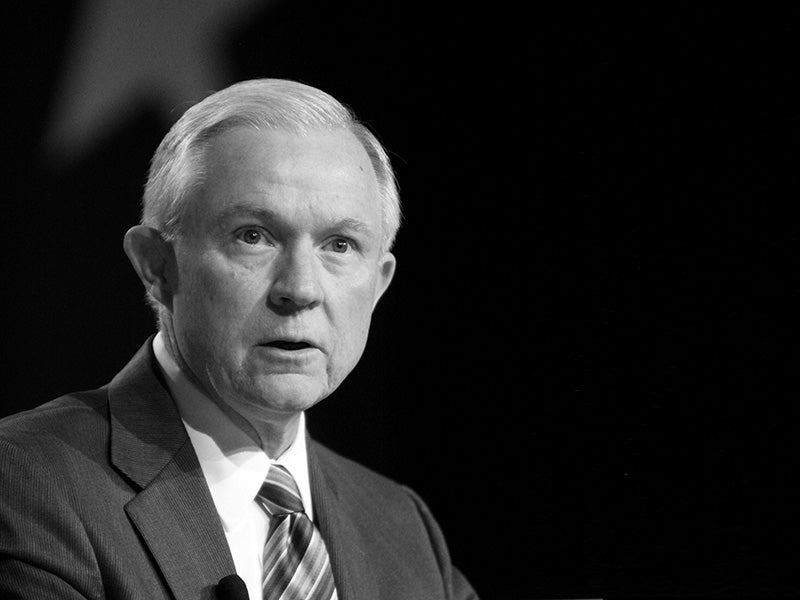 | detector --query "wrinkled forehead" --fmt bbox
[185,126,383,228]
[194,123,375,186]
